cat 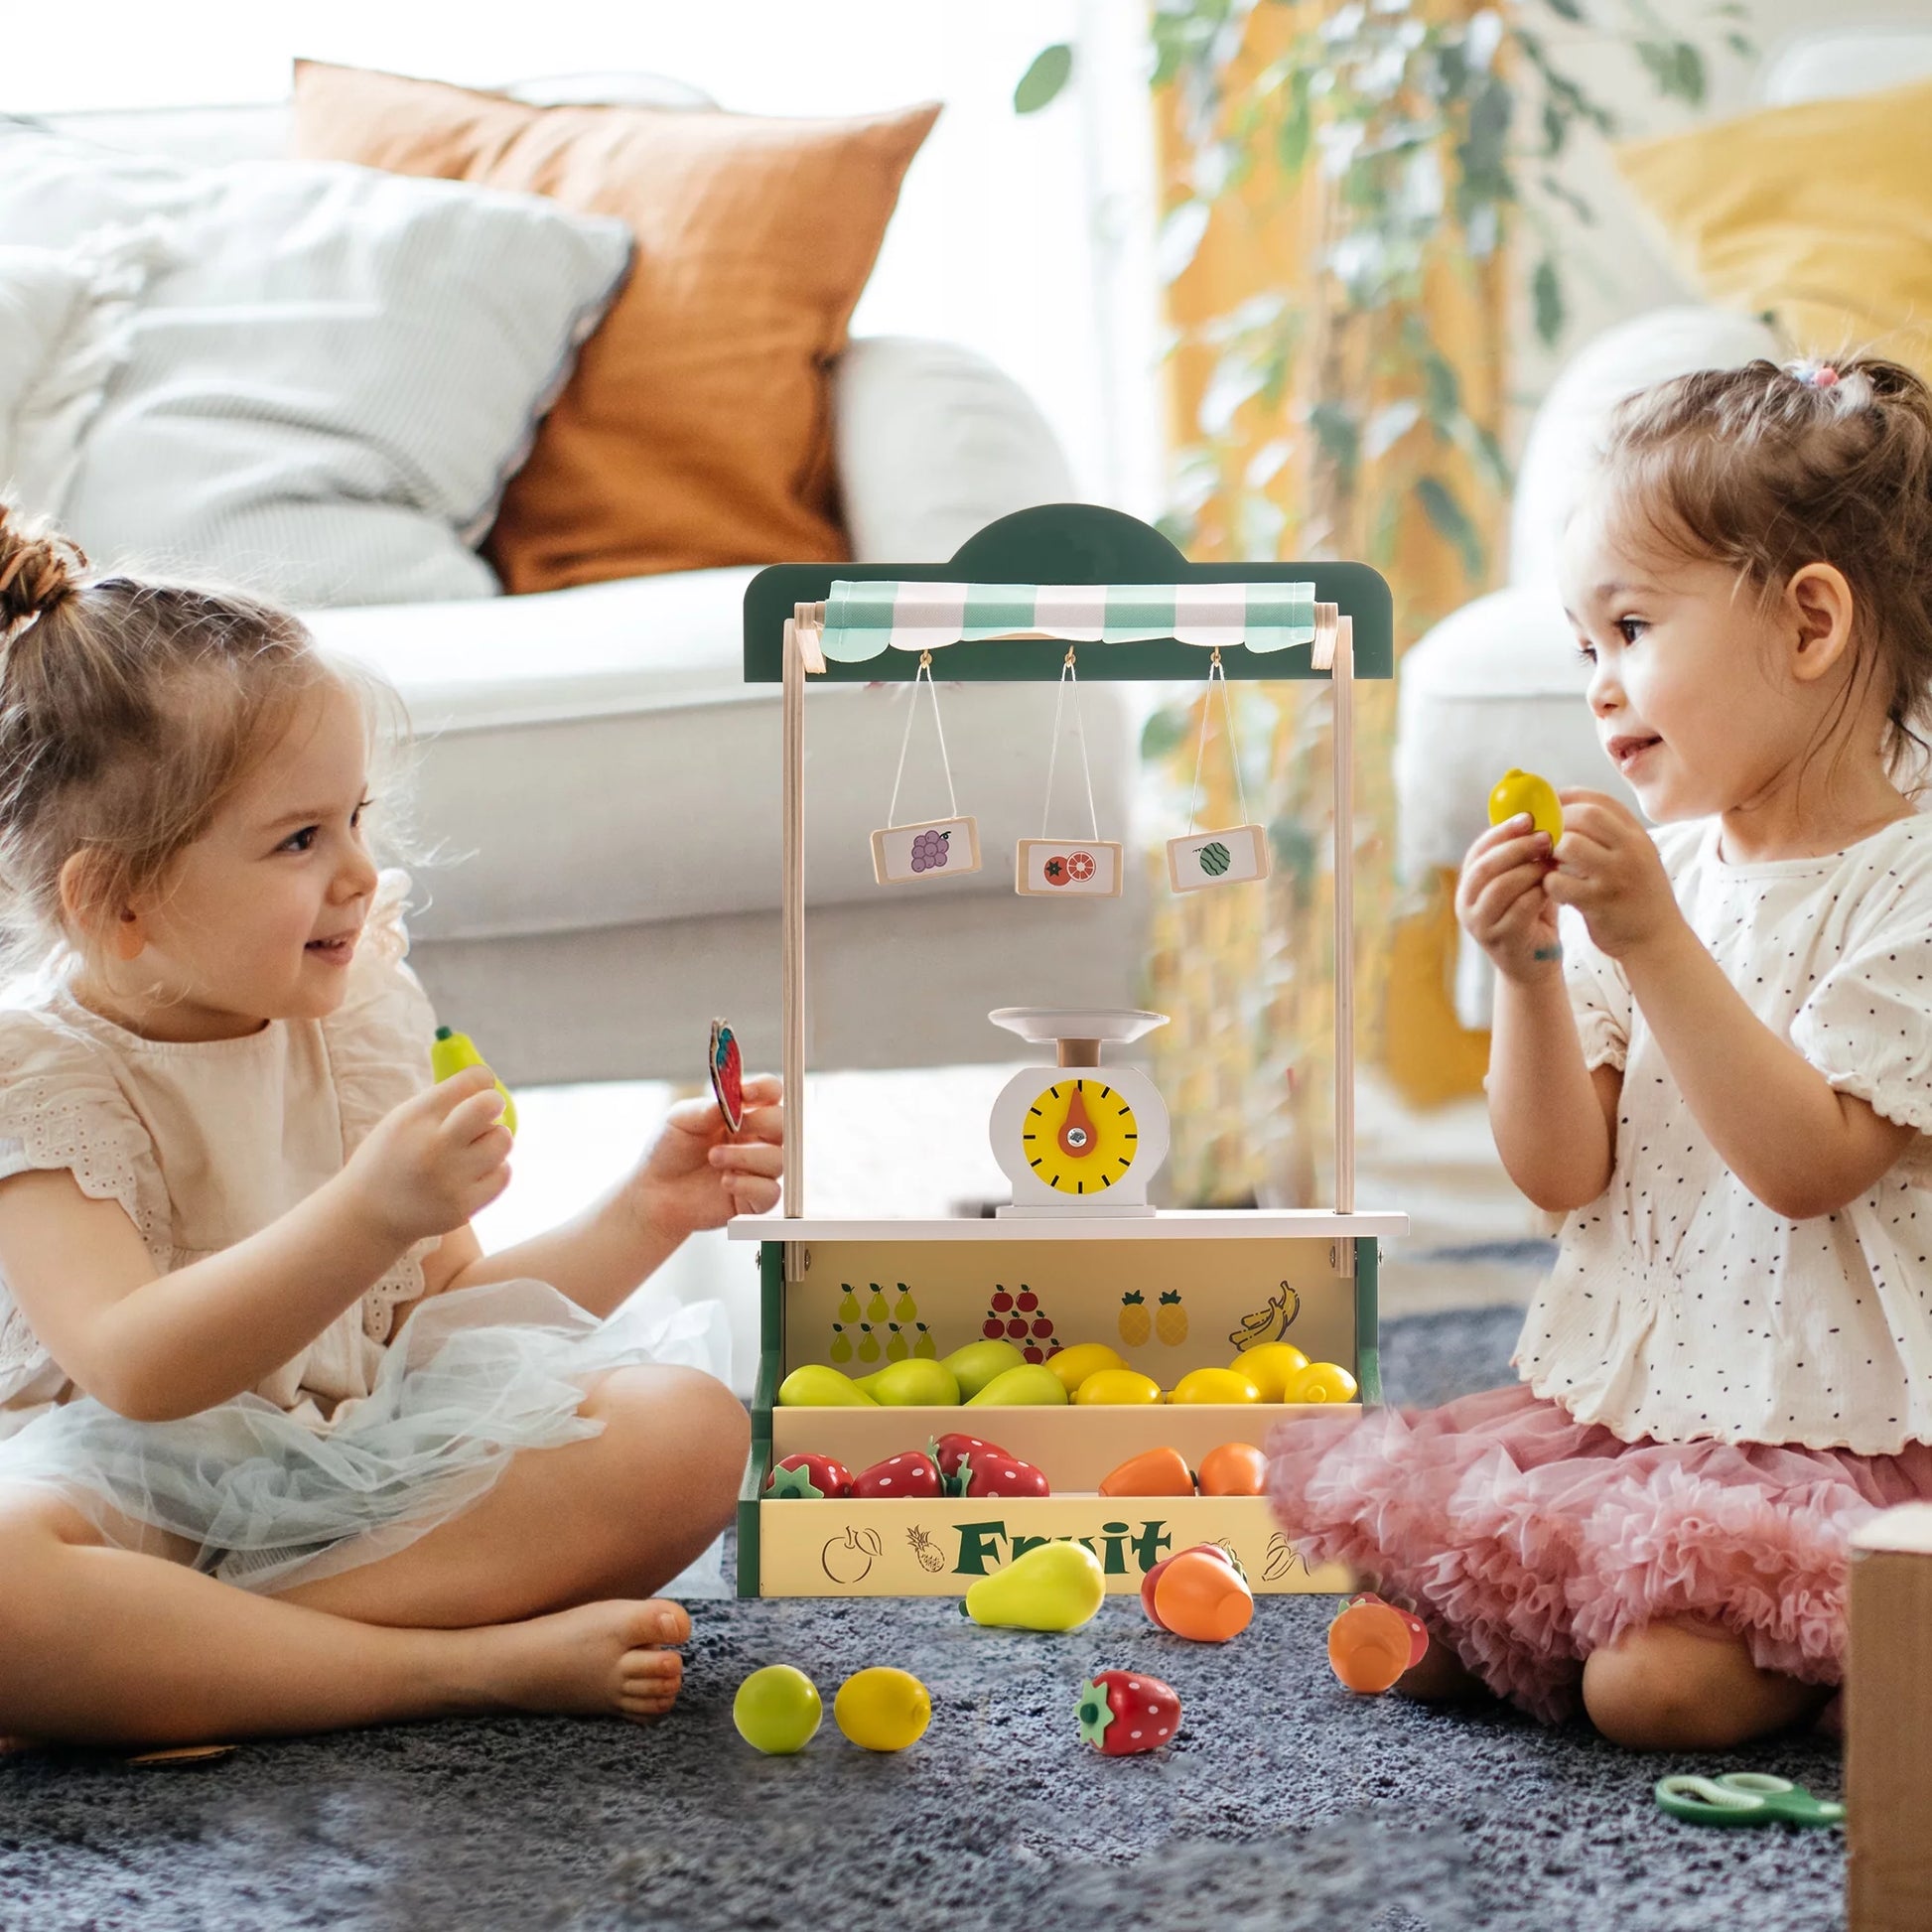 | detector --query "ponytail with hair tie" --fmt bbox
[0,507,86,641]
